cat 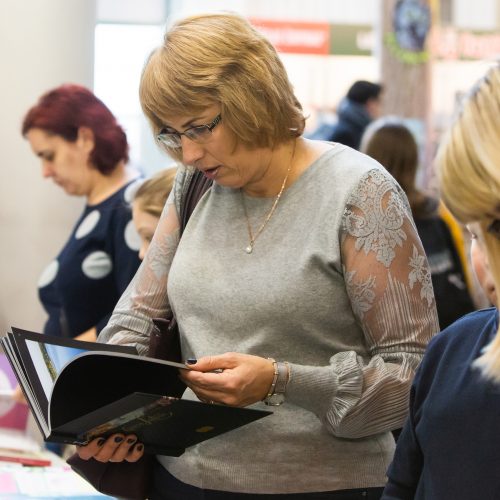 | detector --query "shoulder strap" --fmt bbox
[179,169,213,235]
[147,170,212,362]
